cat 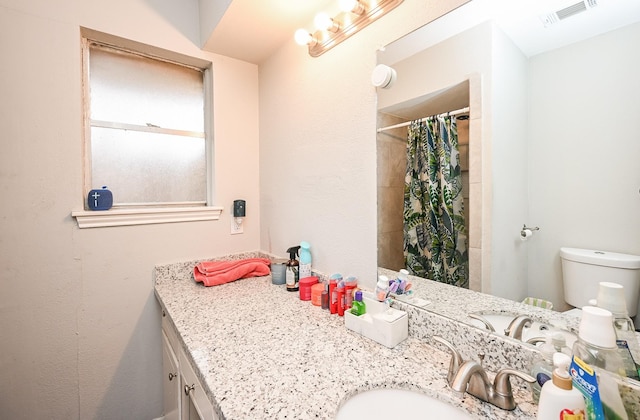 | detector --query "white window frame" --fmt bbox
[72,28,221,228]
